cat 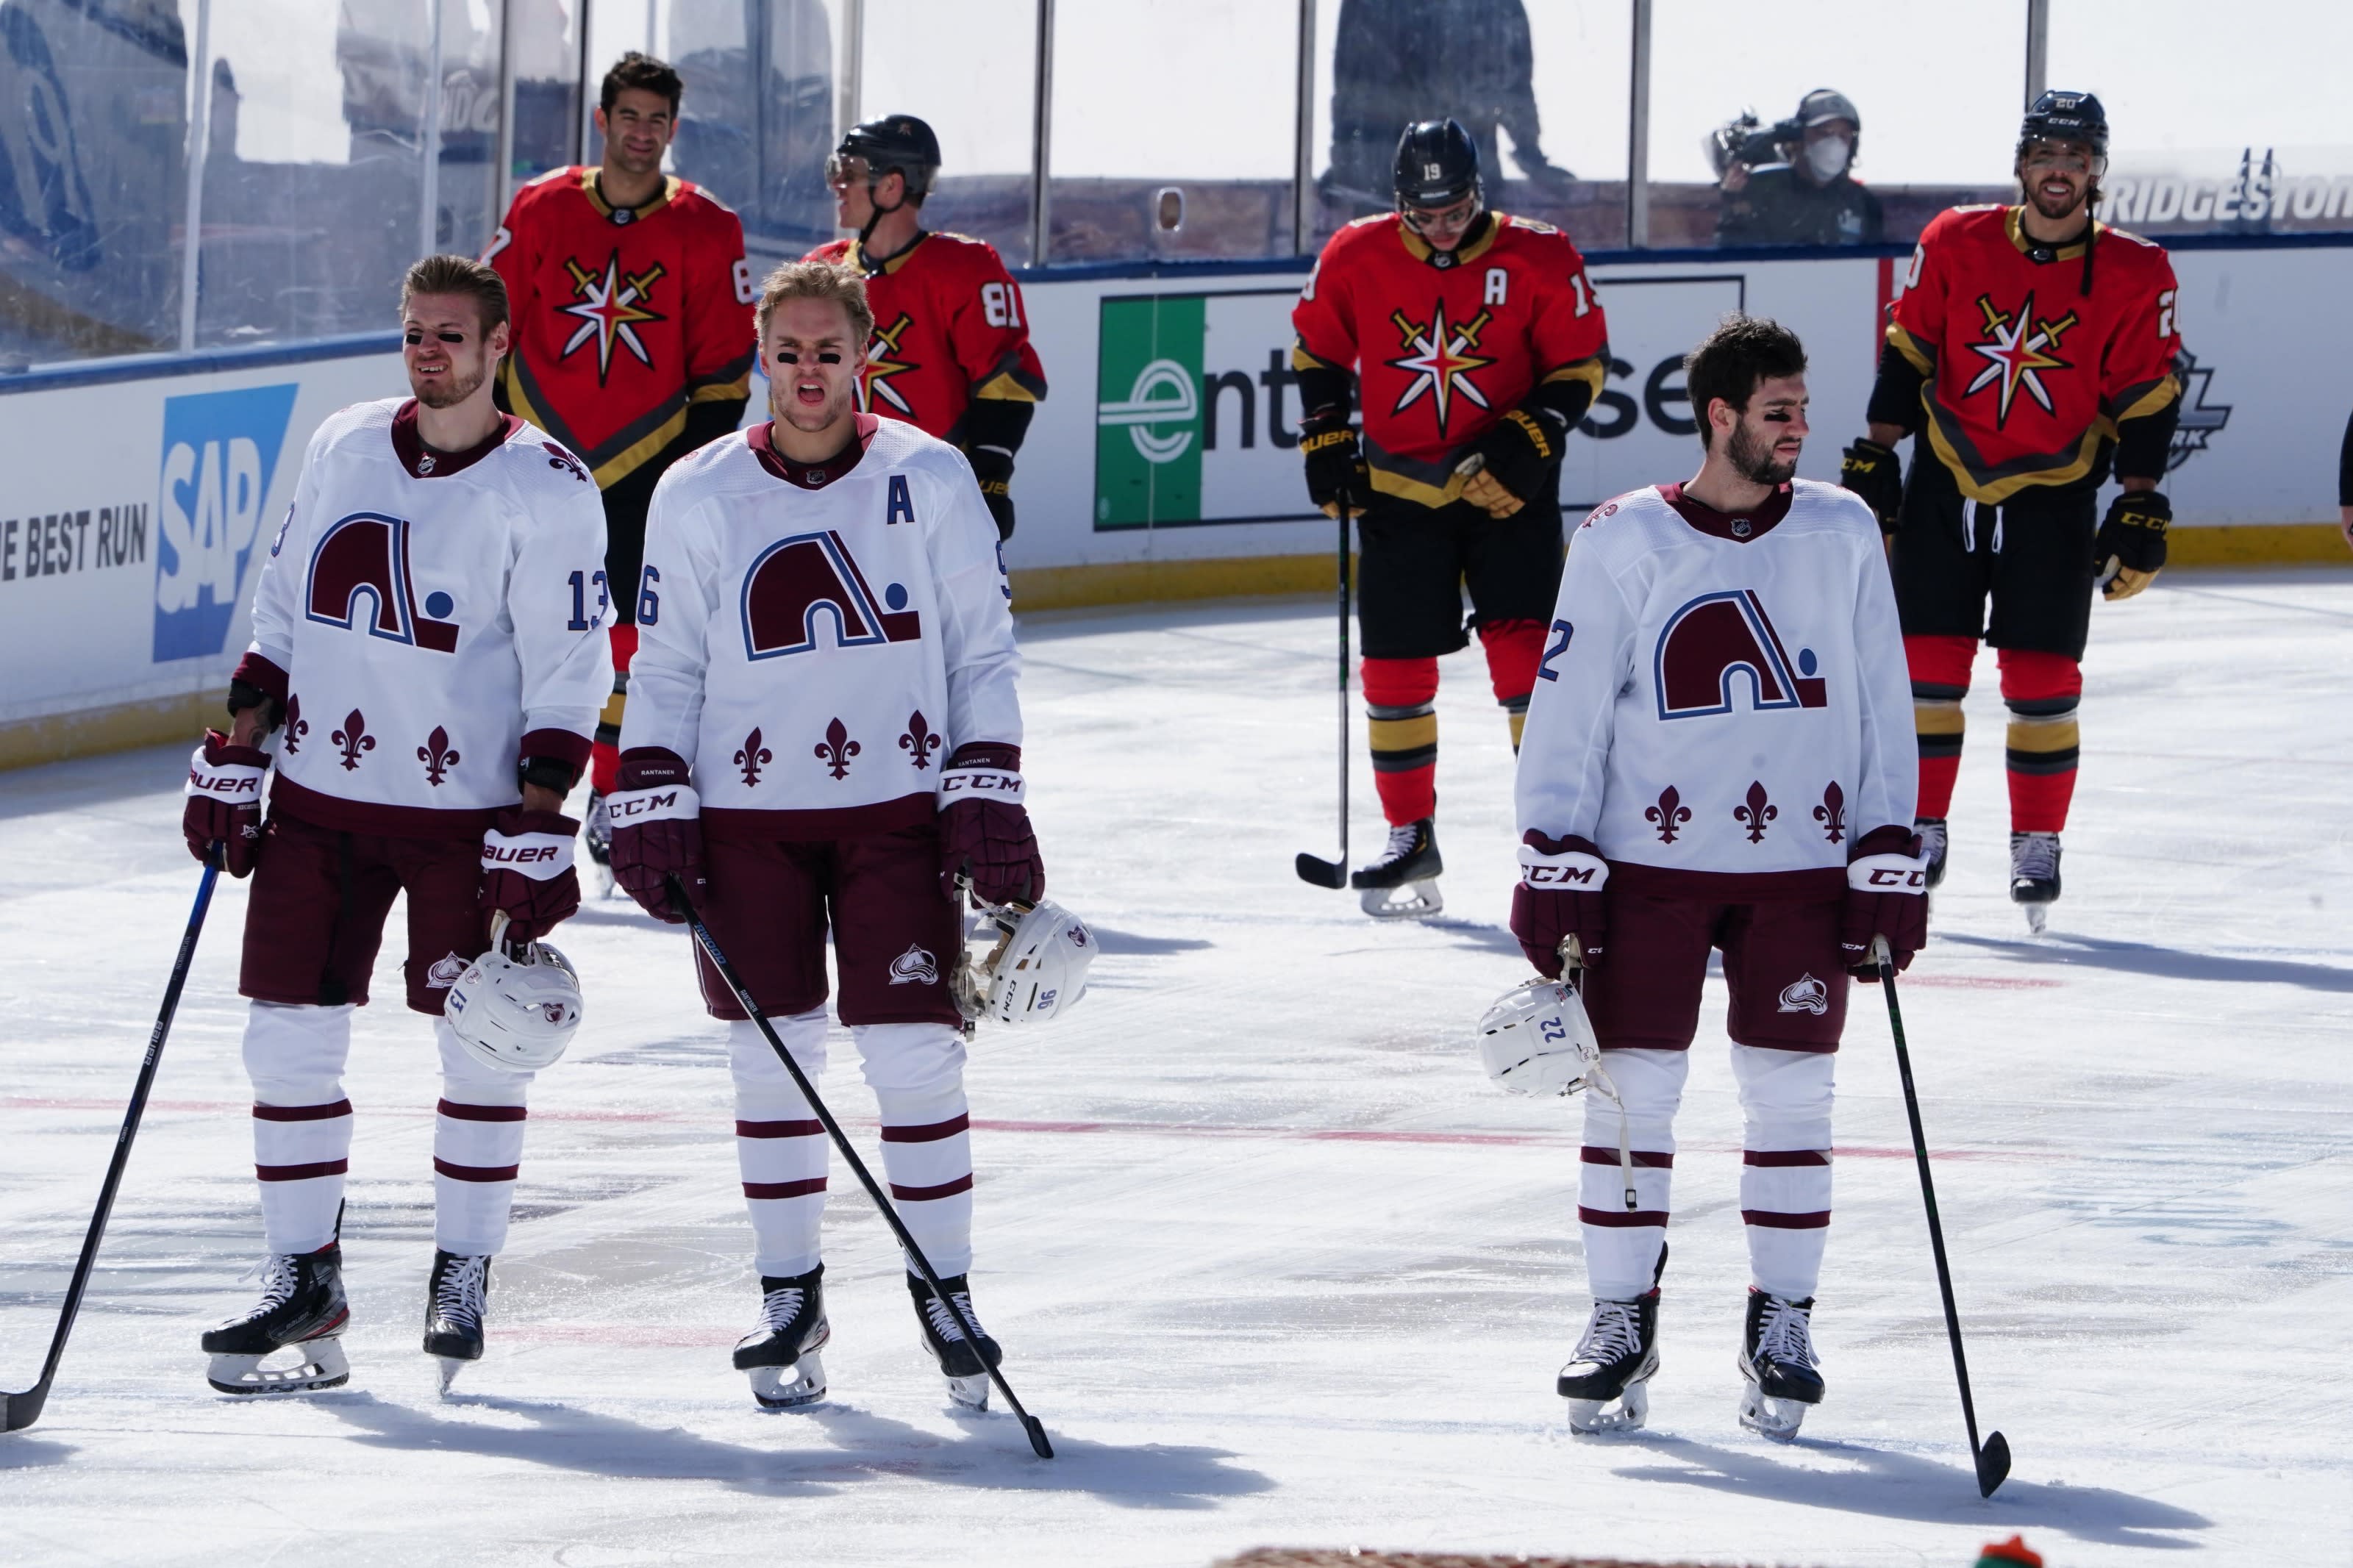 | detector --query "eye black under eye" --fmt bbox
[437,332,465,343]
[1762,408,1798,422]
[818,351,843,364]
